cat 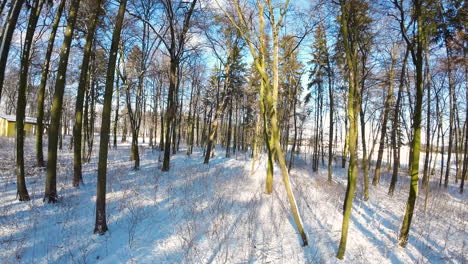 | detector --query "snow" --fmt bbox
[0,136,466,263]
